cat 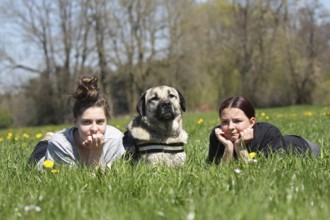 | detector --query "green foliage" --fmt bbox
[0,105,329,220]
[0,108,14,129]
